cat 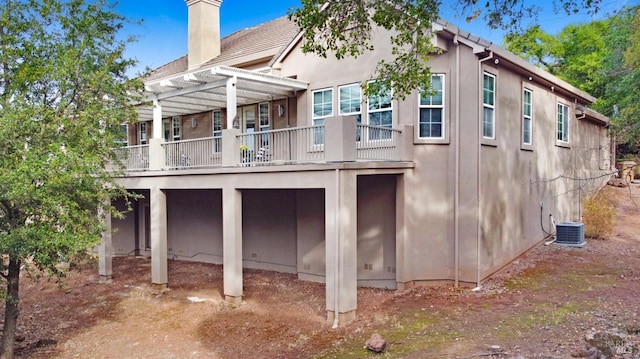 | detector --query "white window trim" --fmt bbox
[258,102,270,132]
[311,88,333,147]
[523,88,533,146]
[172,116,181,142]
[365,81,394,142]
[418,74,445,140]
[482,72,496,140]
[338,83,362,118]
[212,110,222,153]
[557,102,570,144]
[312,88,334,122]
[139,122,147,145]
